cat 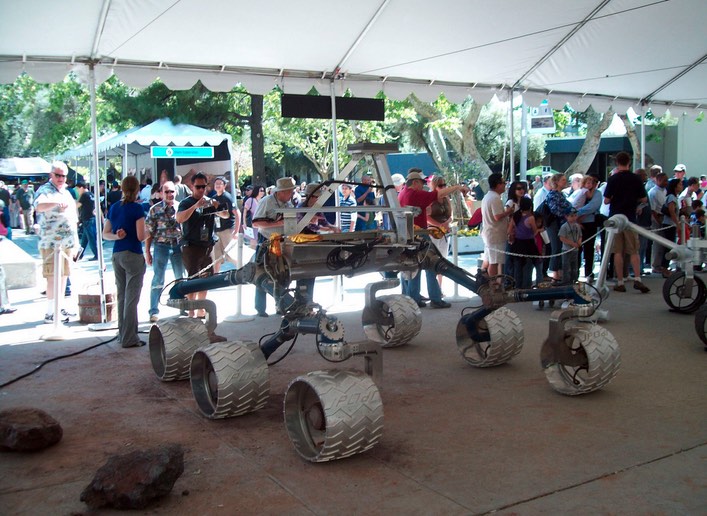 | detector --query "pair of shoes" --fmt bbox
[44,313,69,324]
[420,296,430,302]
[208,333,227,343]
[257,312,268,317]
[149,314,159,323]
[60,308,76,317]
[613,284,626,292]
[123,340,146,348]
[0,307,17,315]
[416,300,427,308]
[633,281,650,293]
[430,300,452,309]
